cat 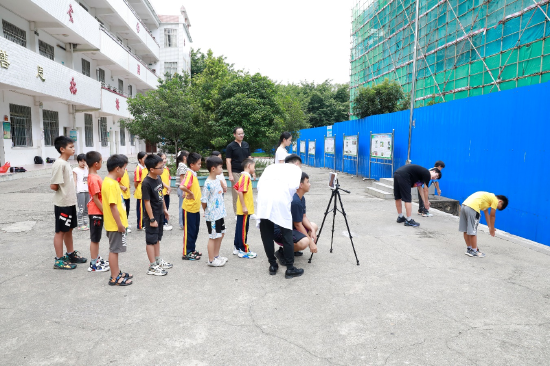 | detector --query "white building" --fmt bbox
[157,6,192,78]
[0,0,191,166]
